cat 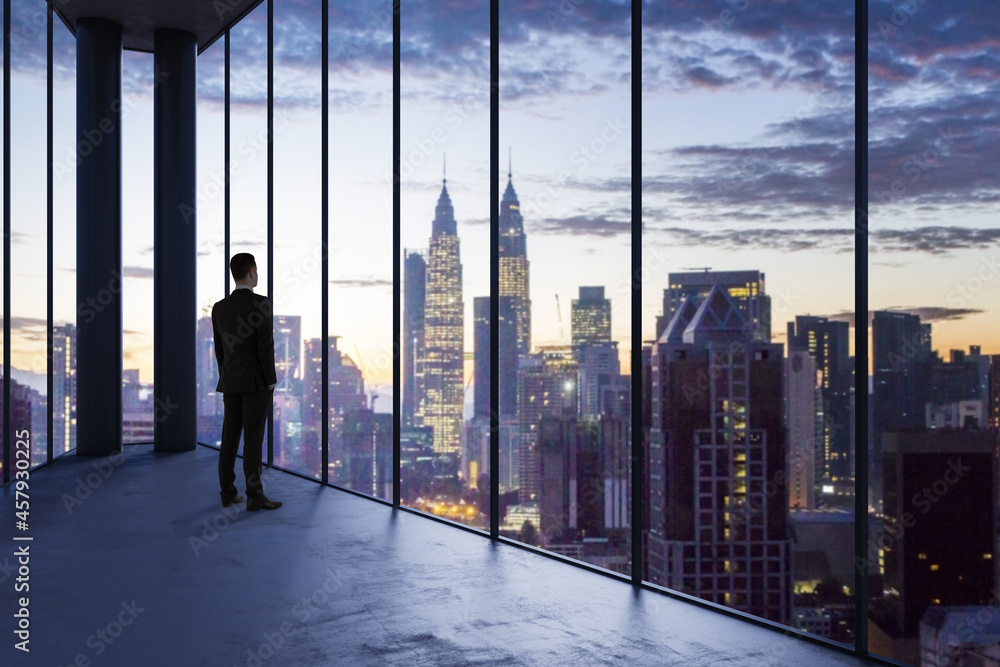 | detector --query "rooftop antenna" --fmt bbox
[508,146,512,180]
[443,153,446,185]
